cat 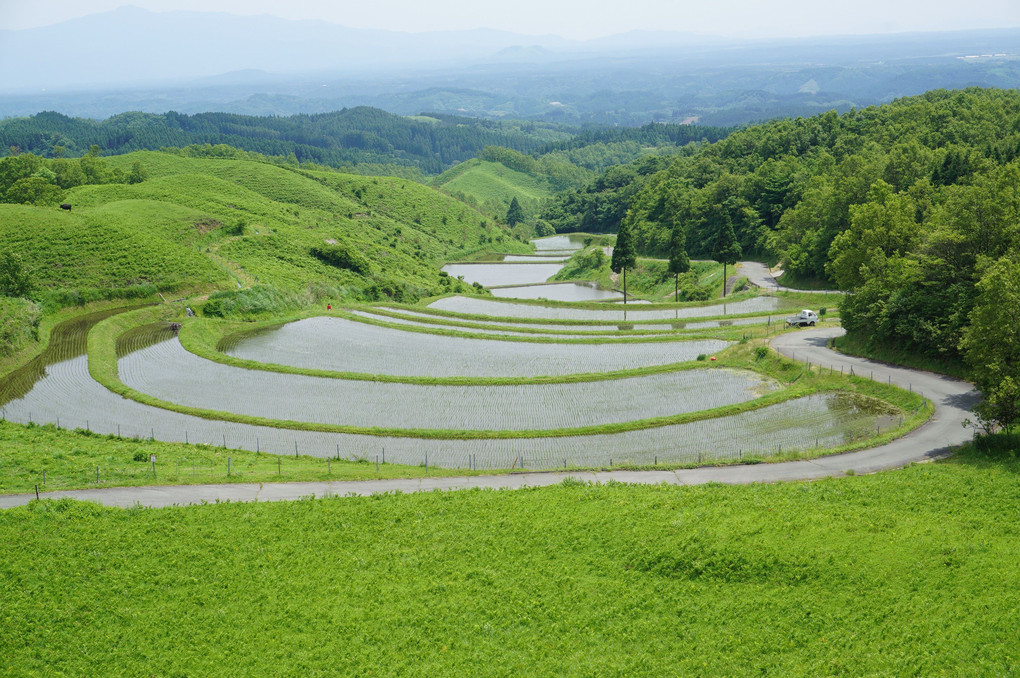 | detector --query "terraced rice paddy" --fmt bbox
[491,282,623,301]
[532,234,588,254]
[347,311,672,339]
[440,262,564,287]
[0,348,898,468]
[501,254,571,262]
[429,295,790,321]
[376,308,769,332]
[0,285,892,472]
[220,317,730,376]
[121,336,774,430]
